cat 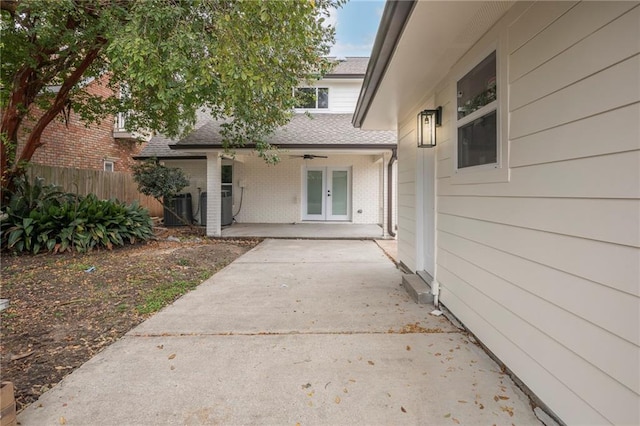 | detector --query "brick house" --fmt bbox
[18,76,147,174]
